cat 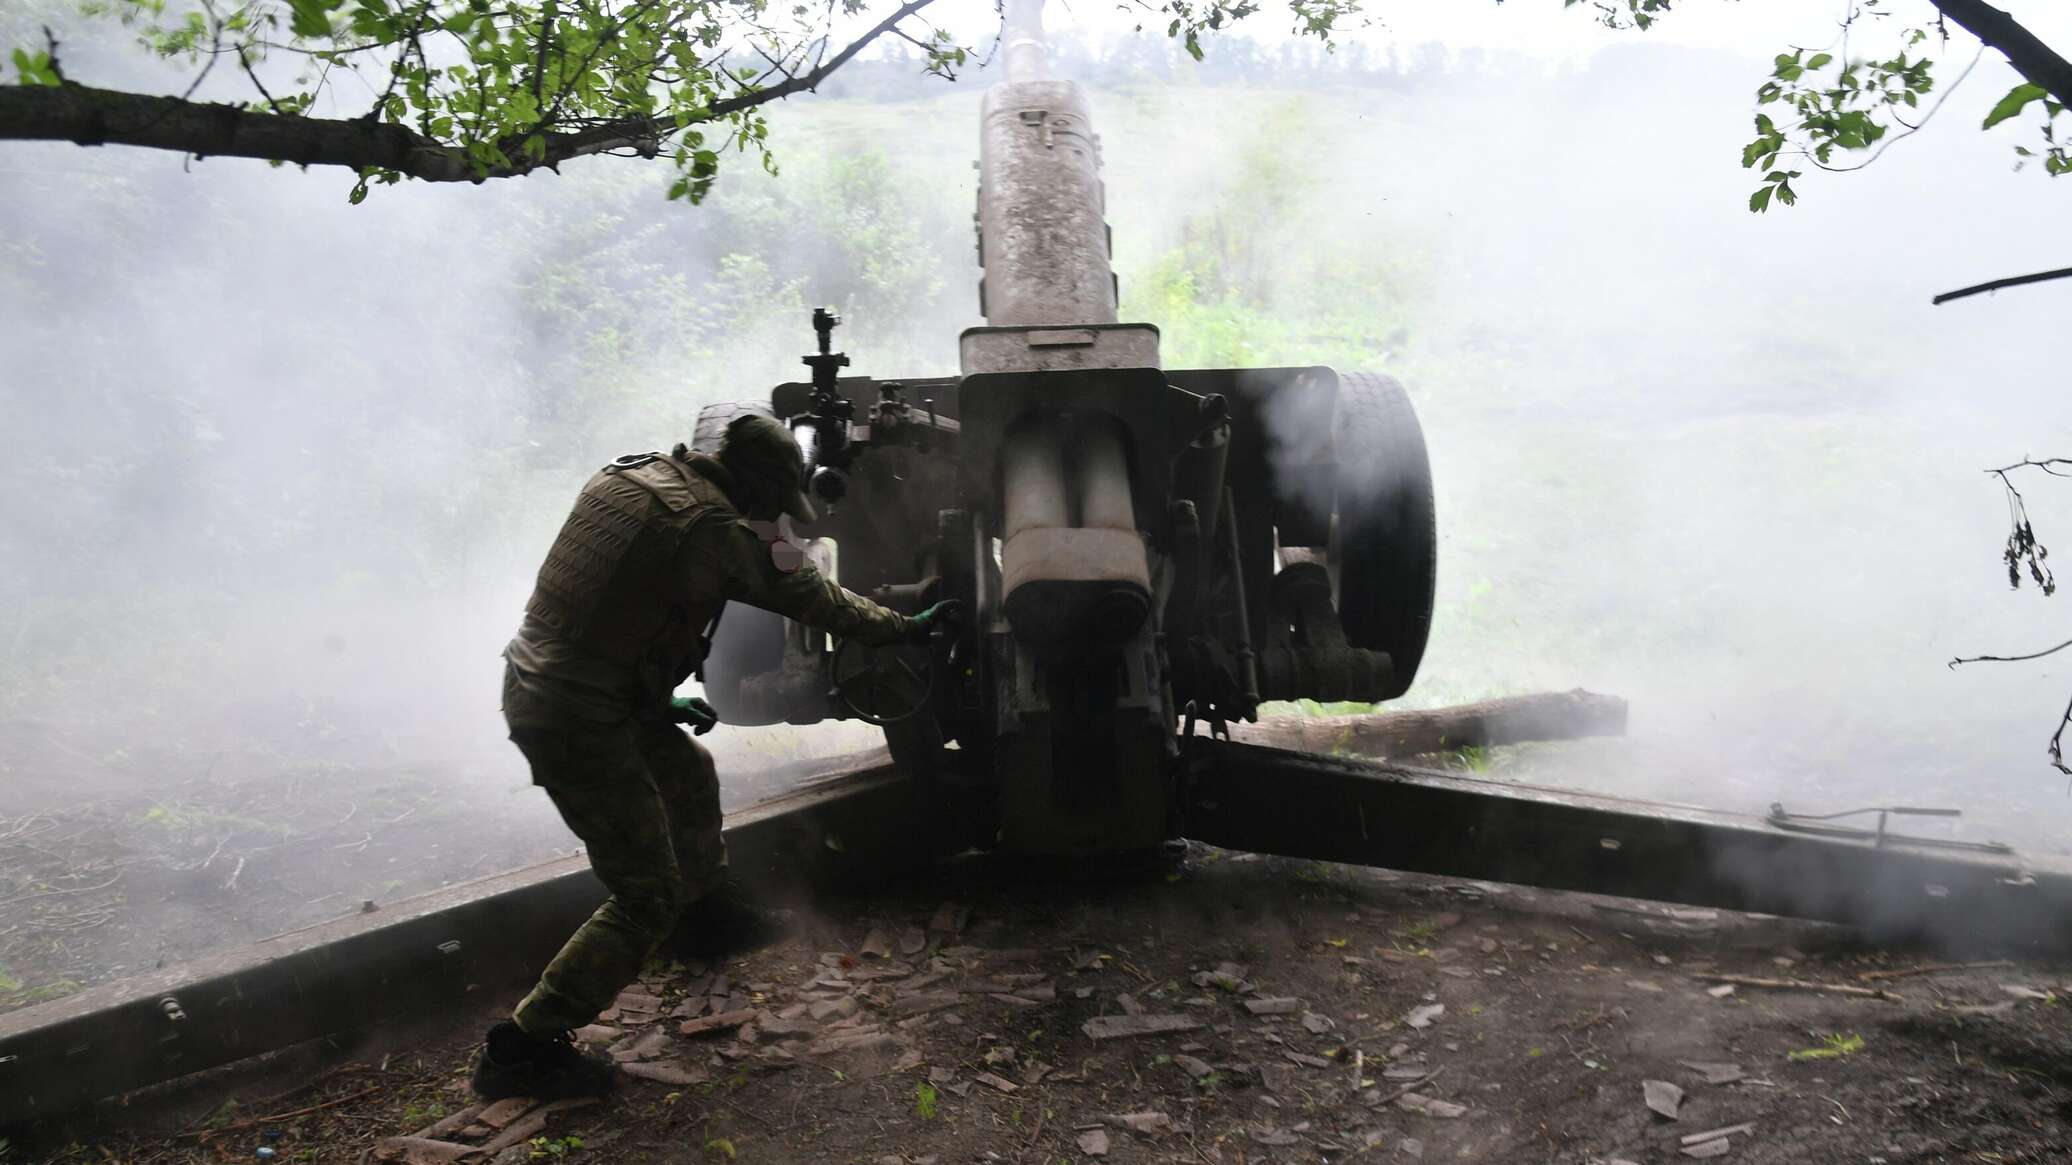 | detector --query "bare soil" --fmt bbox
[15,846,2072,1164]
[0,725,842,1014]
